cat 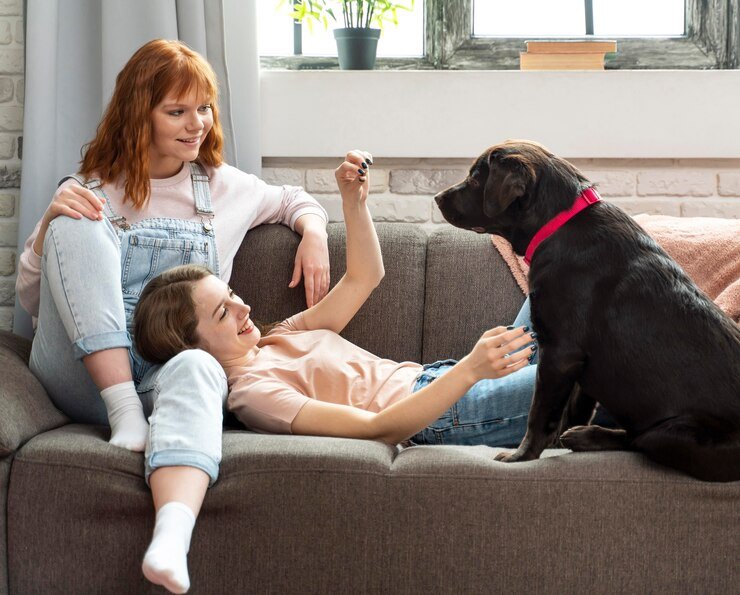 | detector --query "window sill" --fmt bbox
[260,69,740,159]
